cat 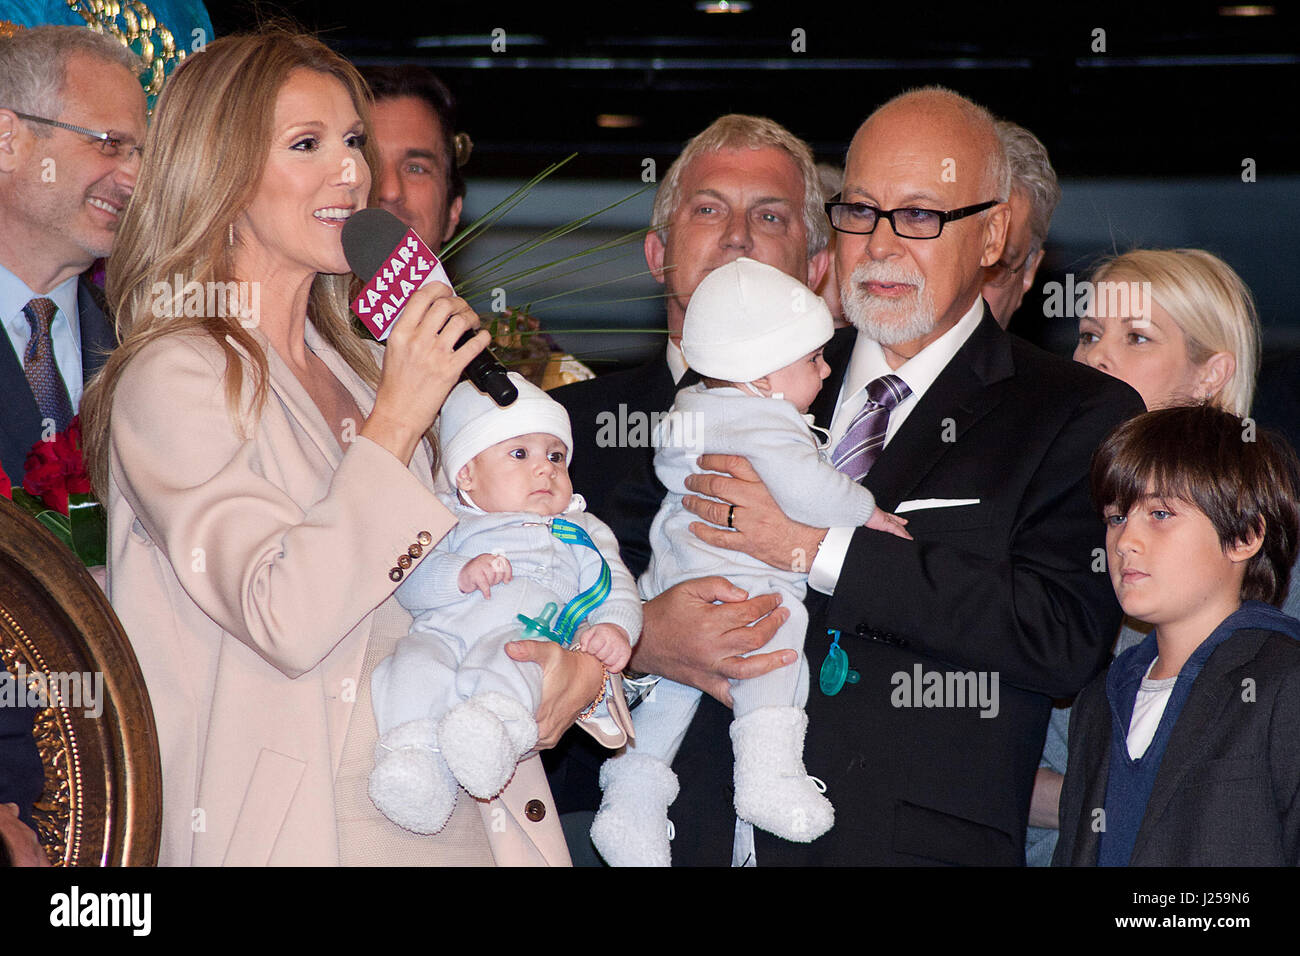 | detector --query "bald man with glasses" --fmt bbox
[669,88,1141,866]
